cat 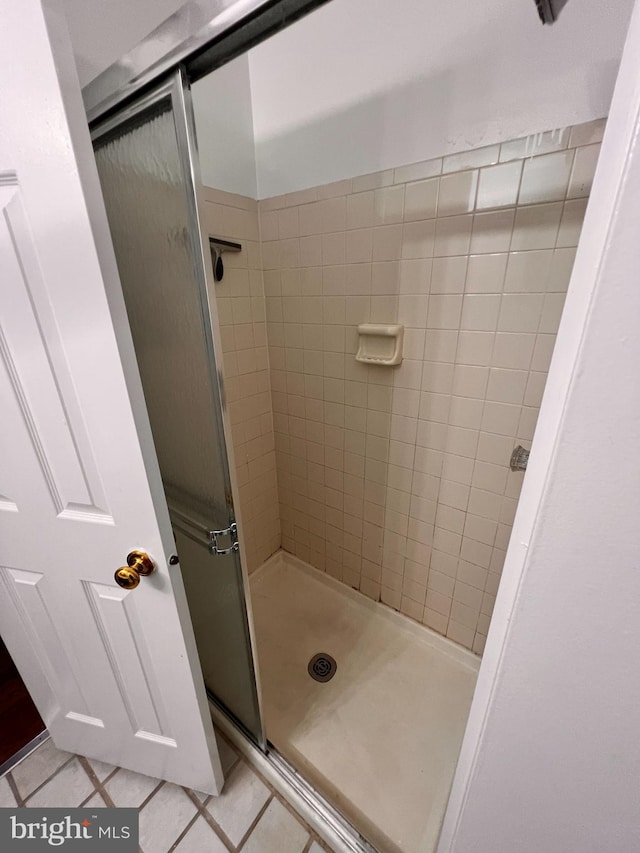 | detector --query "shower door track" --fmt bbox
[267,750,378,853]
[208,698,379,853]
